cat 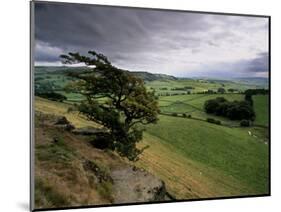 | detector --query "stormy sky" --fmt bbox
[34,2,269,78]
